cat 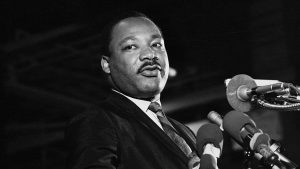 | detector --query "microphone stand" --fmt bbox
[241,136,286,169]
[252,82,300,111]
[242,148,282,169]
[242,139,297,169]
[269,140,298,169]
[241,135,255,169]
[243,149,255,169]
